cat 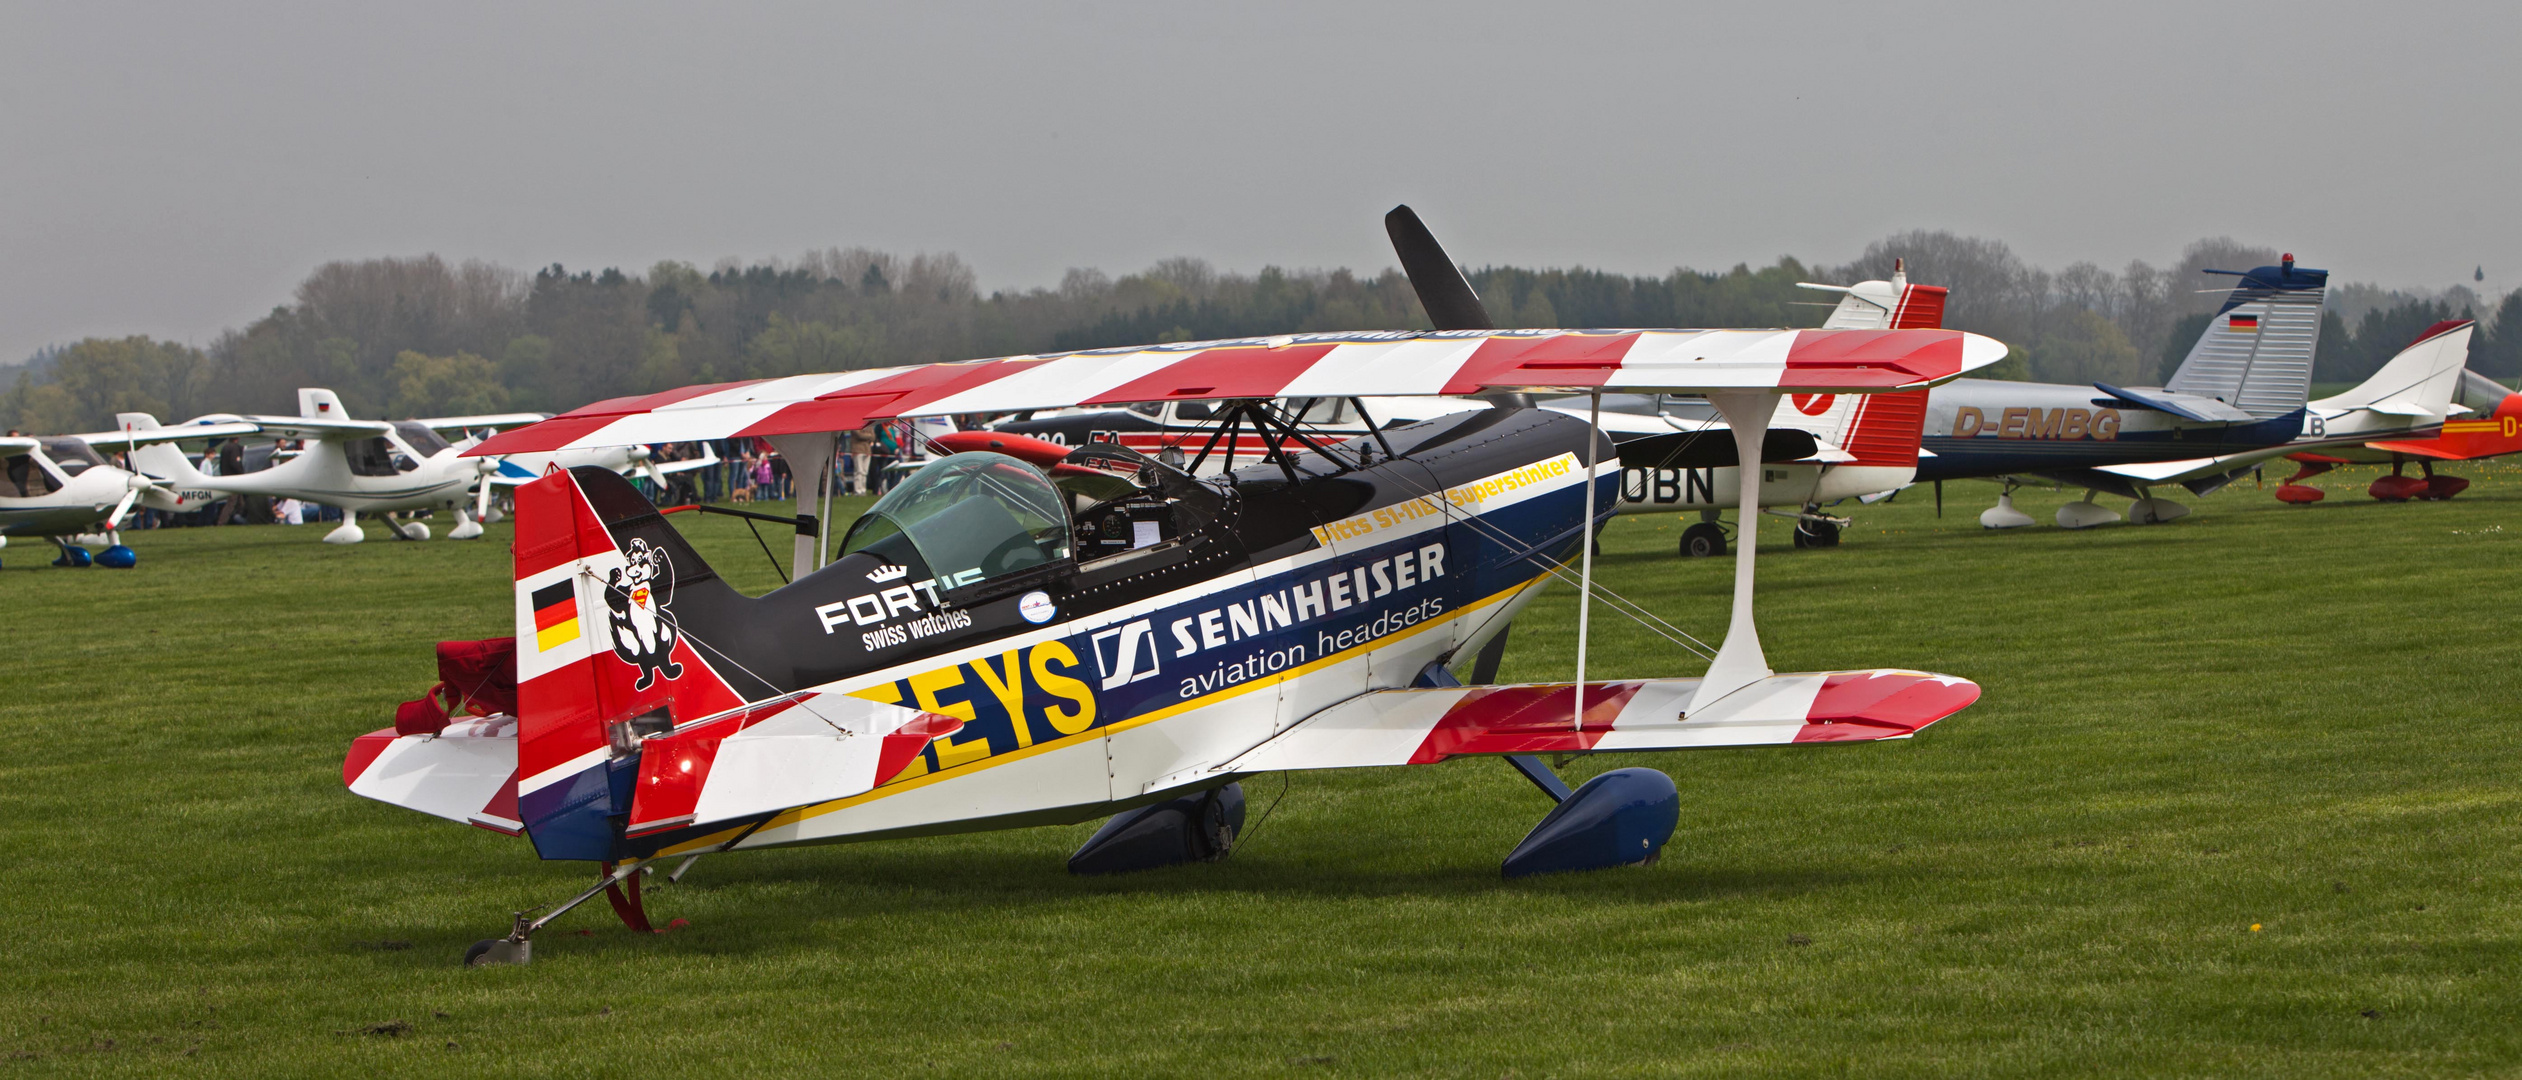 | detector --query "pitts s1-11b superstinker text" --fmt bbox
[345,228,2011,966]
